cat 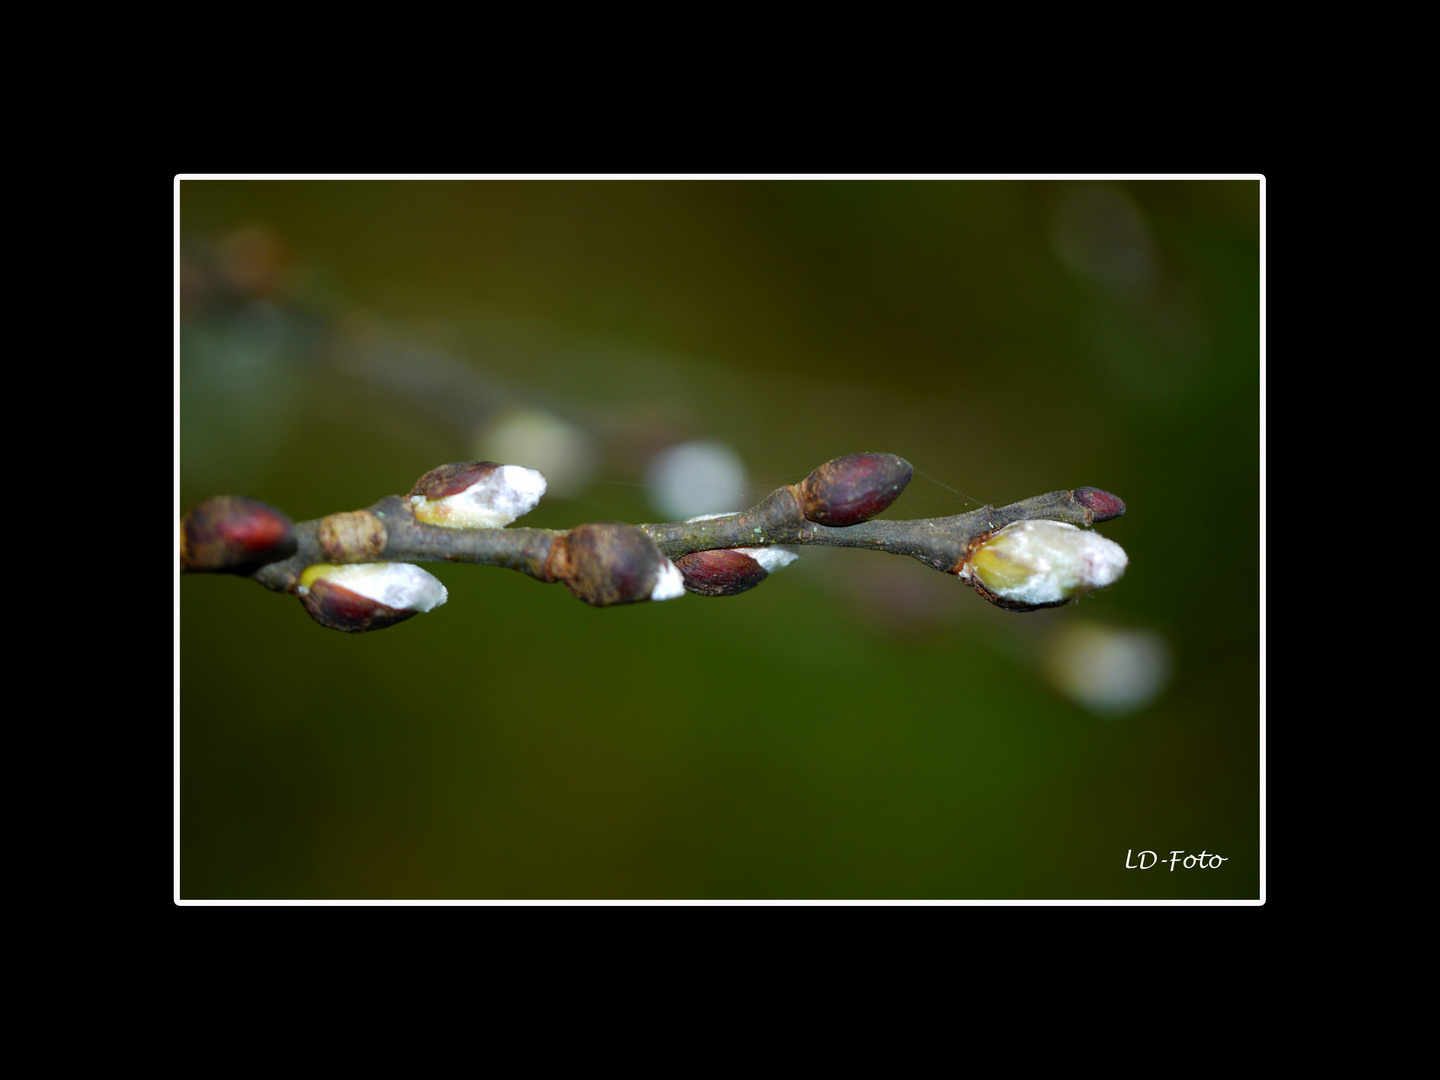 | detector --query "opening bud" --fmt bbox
[554,523,685,606]
[297,562,448,632]
[796,453,912,527]
[676,546,798,596]
[964,520,1128,611]
[181,496,296,573]
[409,462,547,529]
